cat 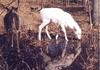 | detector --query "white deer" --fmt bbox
[38,8,81,41]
